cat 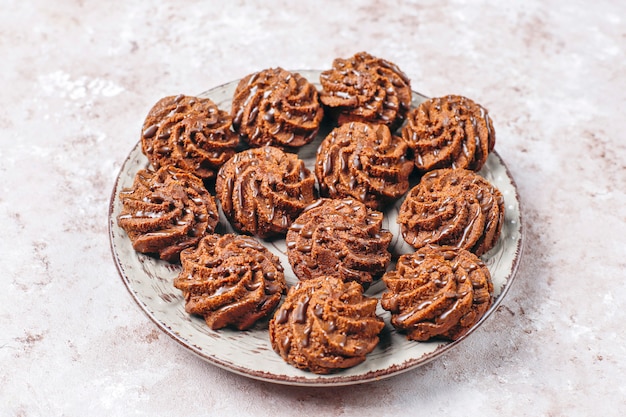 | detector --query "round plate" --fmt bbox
[108,70,524,386]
